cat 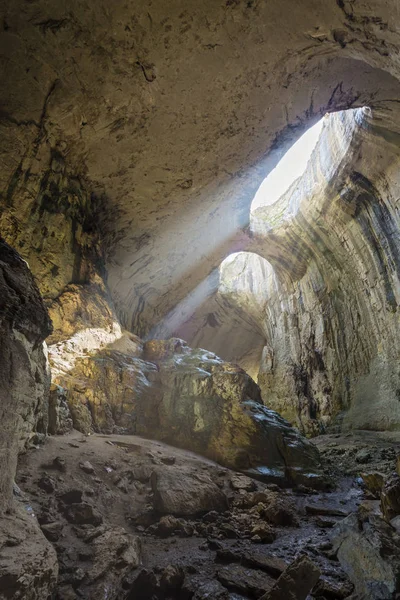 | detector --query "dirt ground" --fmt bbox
[15,429,400,599]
